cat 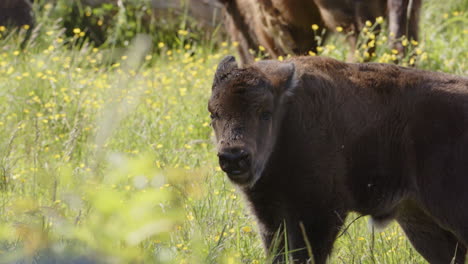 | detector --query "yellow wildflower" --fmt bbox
[402,39,408,47]
[241,226,252,233]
